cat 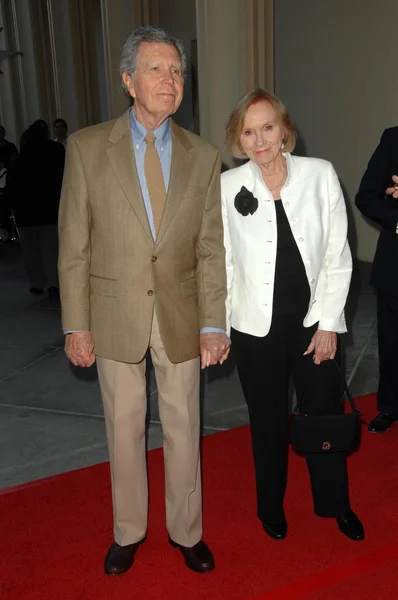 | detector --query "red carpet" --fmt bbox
[1,392,398,600]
